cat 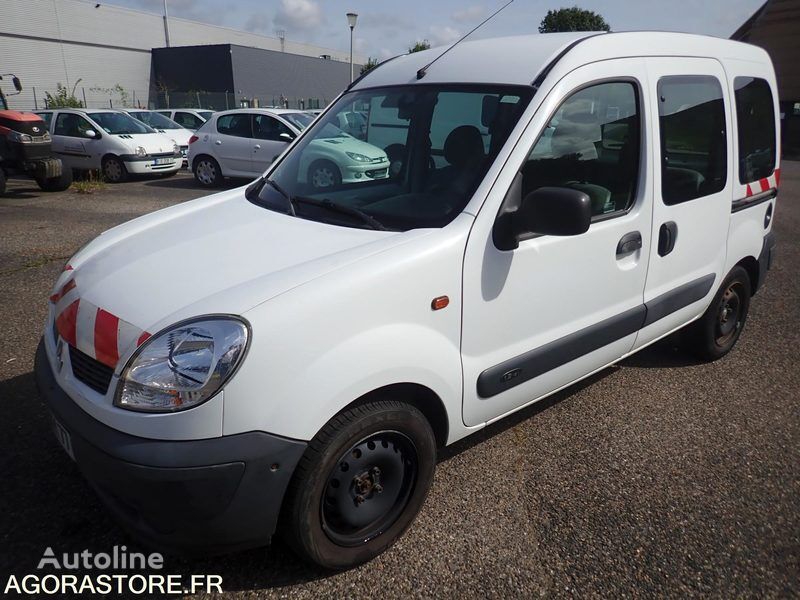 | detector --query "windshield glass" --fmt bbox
[129,111,182,129]
[88,112,152,135]
[282,112,314,131]
[254,85,532,231]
